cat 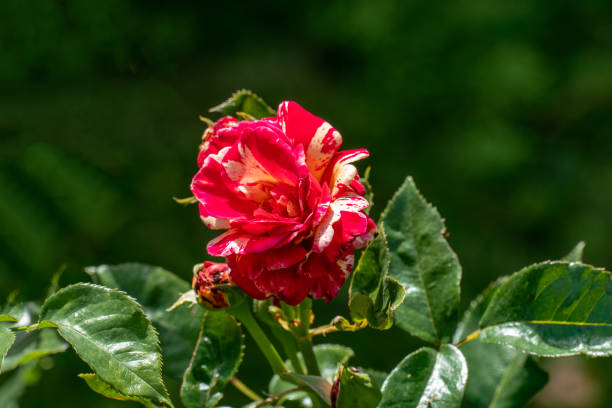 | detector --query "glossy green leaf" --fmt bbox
[463,343,547,408]
[379,345,467,408]
[209,89,275,119]
[349,227,405,329]
[281,373,332,406]
[479,261,612,356]
[455,277,547,408]
[86,263,204,379]
[0,324,15,373]
[269,344,354,404]
[335,366,381,408]
[79,374,155,407]
[380,176,461,344]
[562,241,585,263]
[181,311,244,408]
[0,314,17,322]
[453,276,508,344]
[40,283,172,407]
